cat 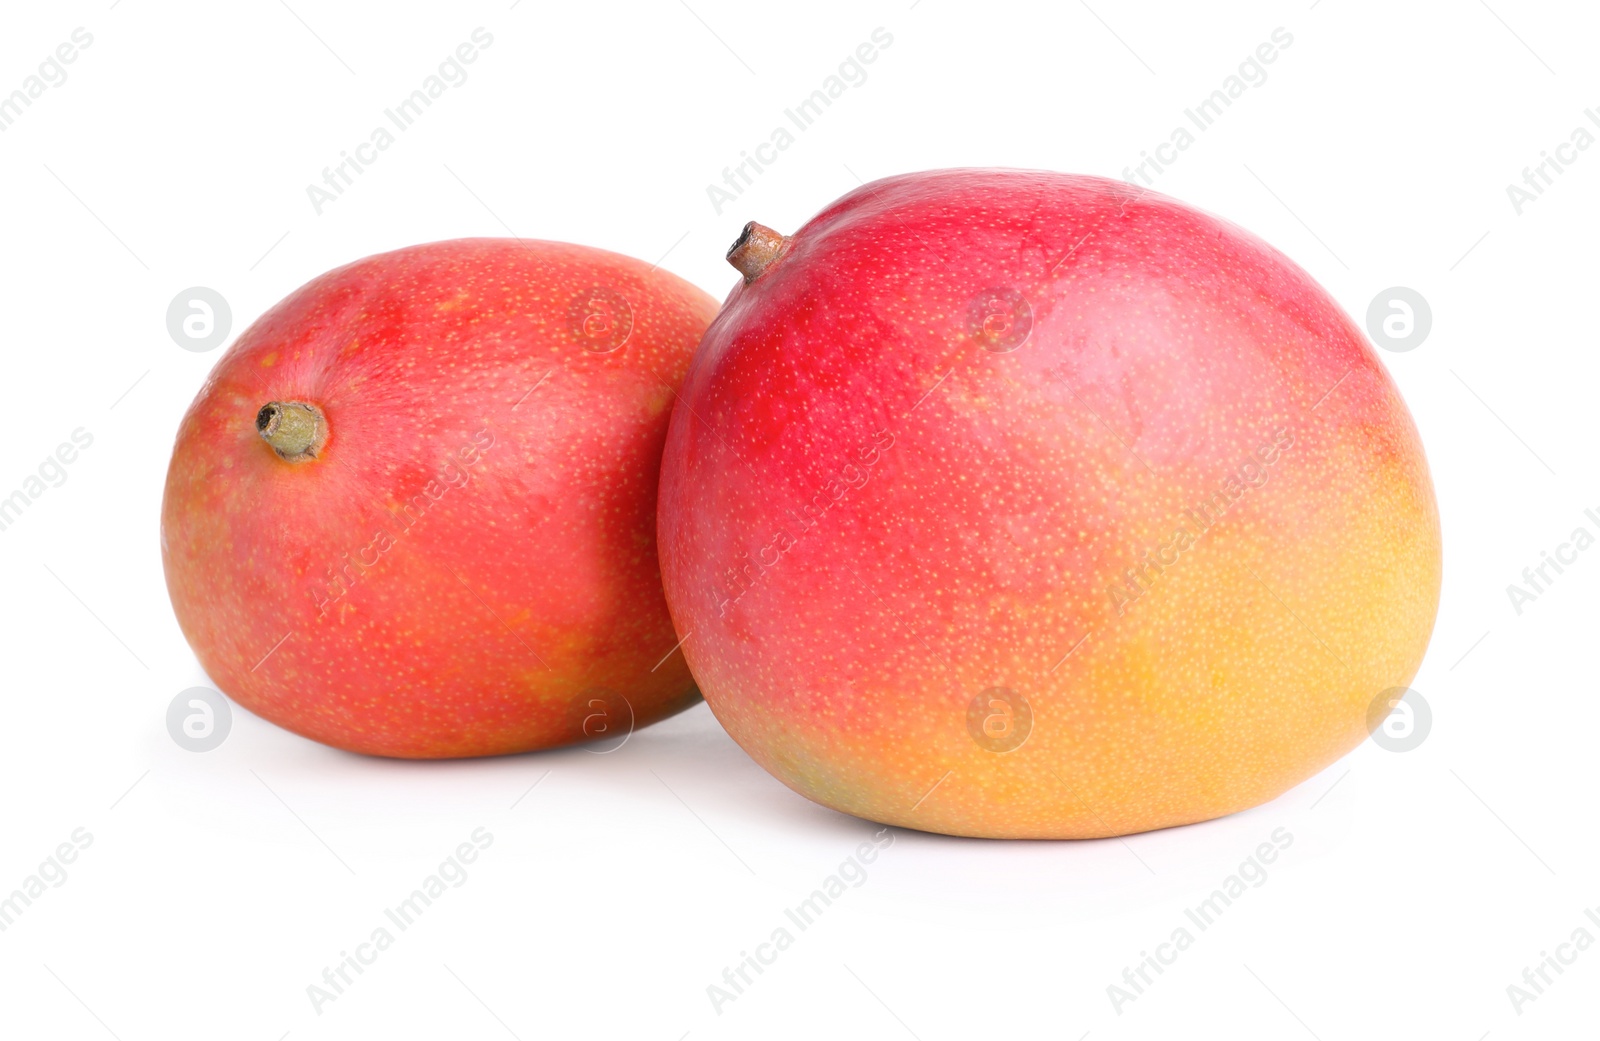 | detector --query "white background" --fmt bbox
[0,1,1594,1038]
